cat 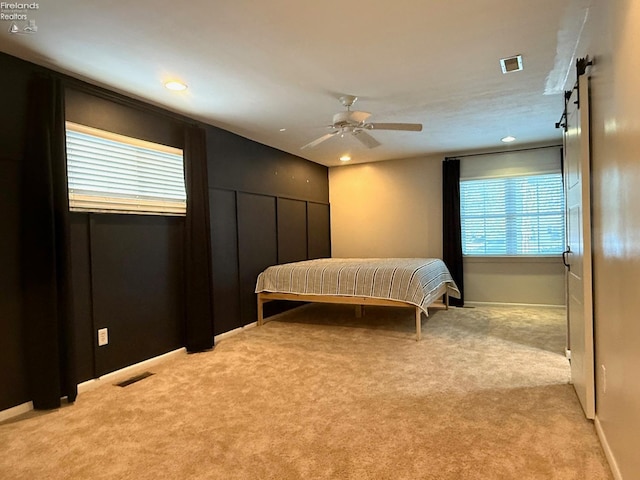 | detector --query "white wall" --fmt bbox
[464,257,565,306]
[329,151,566,306]
[329,155,443,258]
[576,0,640,477]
